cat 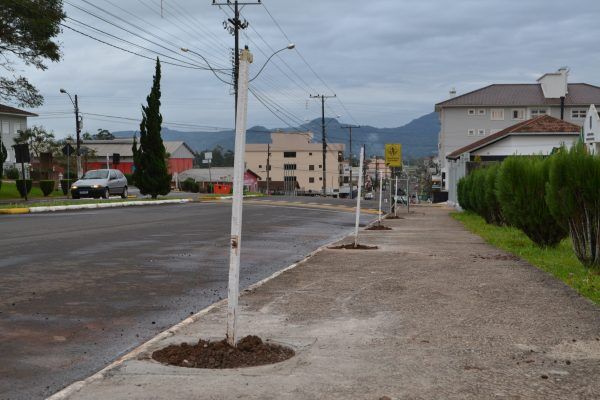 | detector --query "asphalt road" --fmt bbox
[0,201,373,400]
